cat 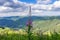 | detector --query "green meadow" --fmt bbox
[0,19,60,40]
